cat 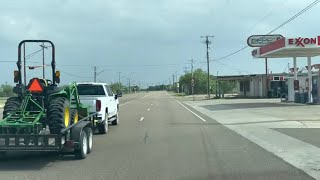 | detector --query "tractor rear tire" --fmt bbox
[47,97,71,134]
[3,97,22,118]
